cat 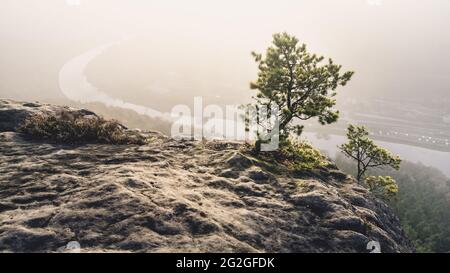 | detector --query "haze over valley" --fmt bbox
[1,0,450,253]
